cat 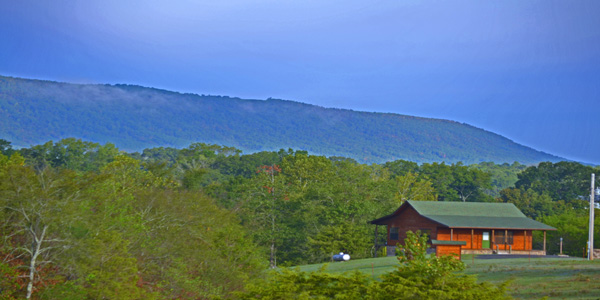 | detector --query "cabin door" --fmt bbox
[482,231,490,249]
